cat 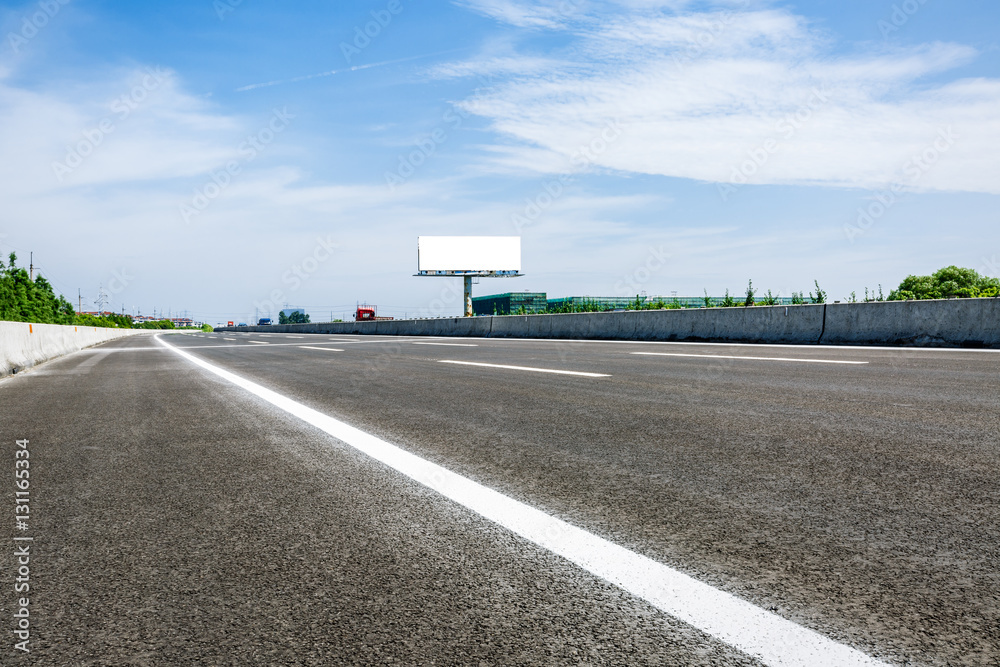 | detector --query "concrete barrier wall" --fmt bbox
[821,299,1000,347]
[217,298,1000,348]
[489,305,826,343]
[0,322,143,377]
